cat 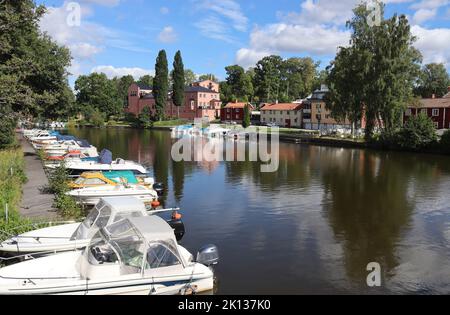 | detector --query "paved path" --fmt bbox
[19,134,59,220]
